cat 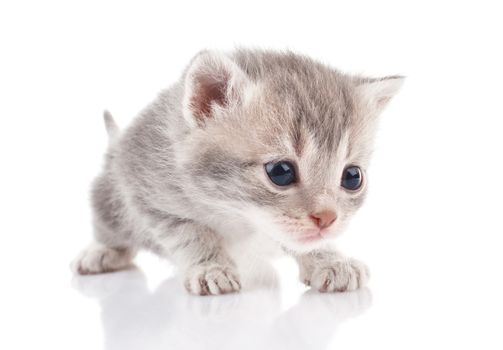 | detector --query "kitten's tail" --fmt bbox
[103,110,119,141]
